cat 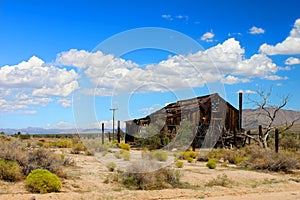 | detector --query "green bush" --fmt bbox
[55,139,73,148]
[175,161,184,168]
[119,143,130,151]
[0,158,23,181]
[150,150,168,161]
[182,151,198,160]
[206,159,217,169]
[187,157,194,163]
[106,162,117,172]
[25,169,62,193]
